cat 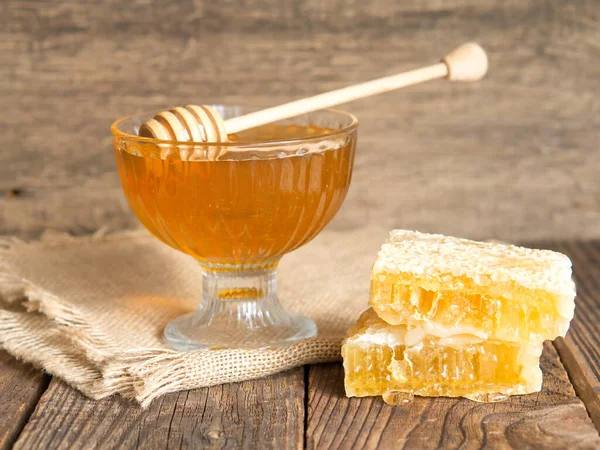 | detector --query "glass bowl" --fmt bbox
[111,106,358,350]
